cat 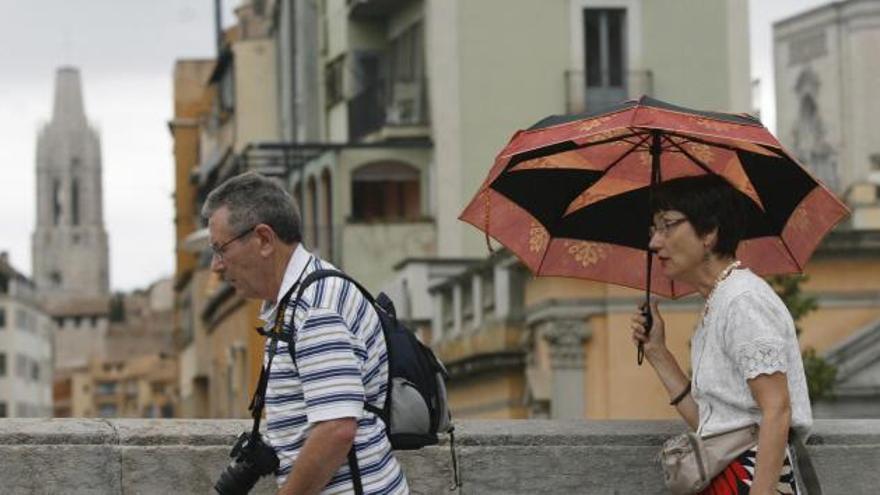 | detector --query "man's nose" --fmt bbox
[210,254,224,273]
